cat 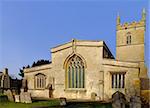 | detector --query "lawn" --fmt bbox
[0,100,60,108]
[0,100,112,108]
[0,94,112,108]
